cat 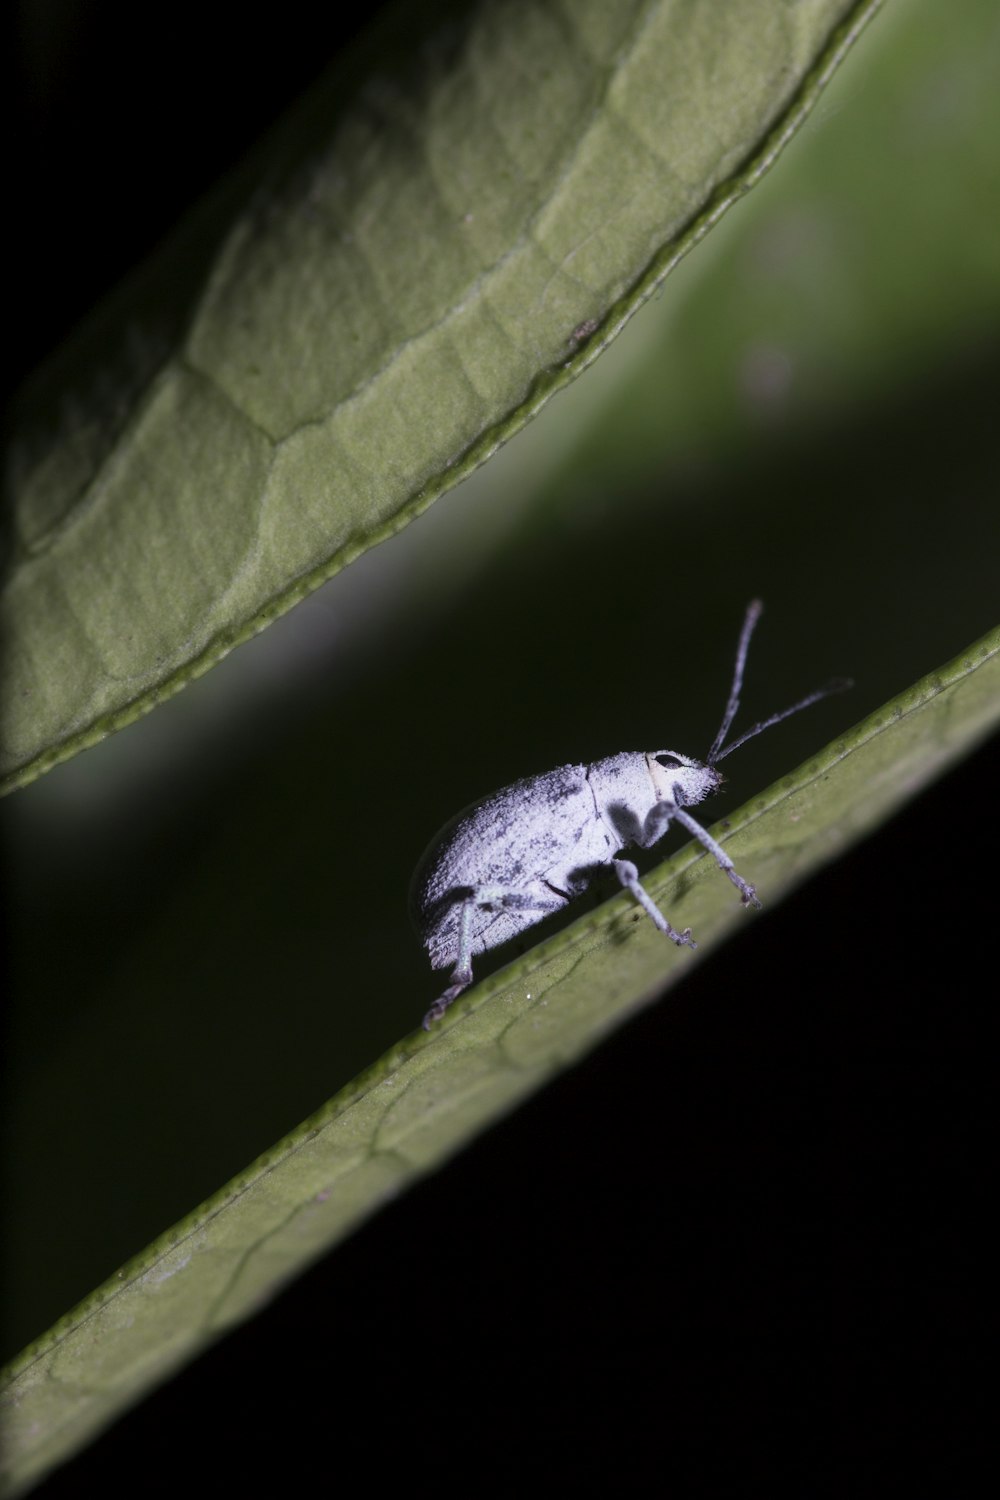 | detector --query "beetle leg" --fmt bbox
[422,896,476,1029]
[422,887,566,1029]
[641,800,674,846]
[644,794,760,908]
[613,860,695,948]
[670,806,761,908]
[422,975,474,1029]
